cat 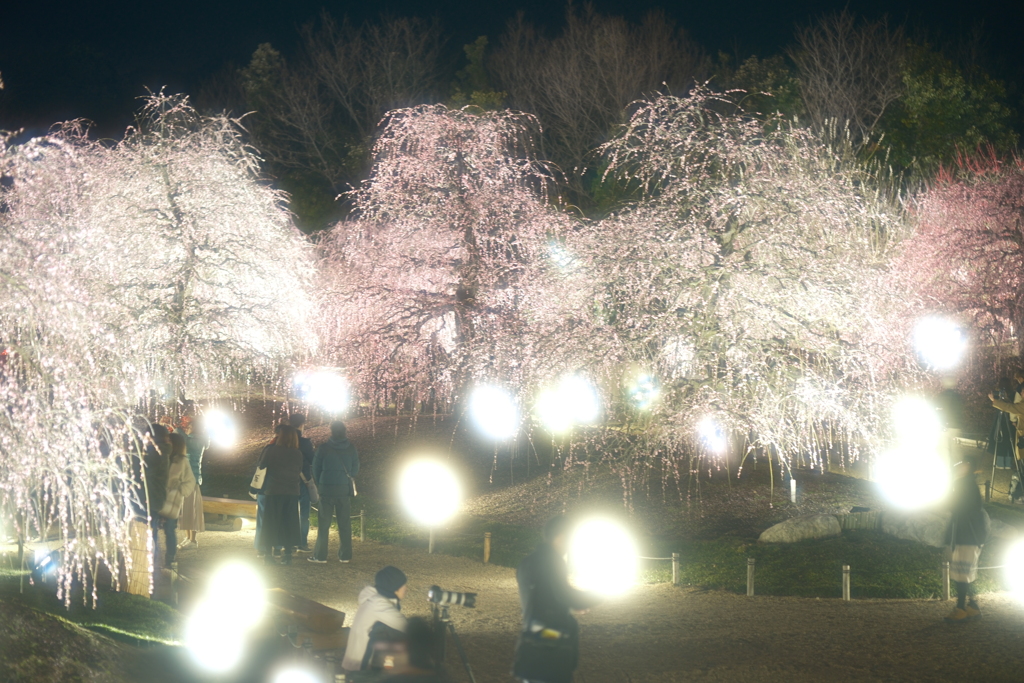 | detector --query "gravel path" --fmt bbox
[174,526,1024,683]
